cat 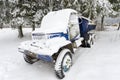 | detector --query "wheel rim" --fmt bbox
[62,54,72,72]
